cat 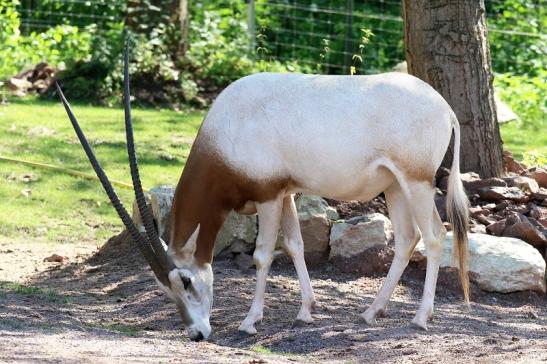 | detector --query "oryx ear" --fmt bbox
[181,225,200,256]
